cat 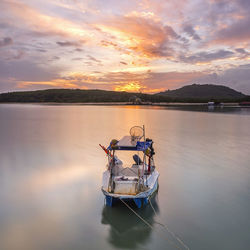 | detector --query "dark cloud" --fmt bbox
[36,48,47,53]
[75,48,83,52]
[214,17,250,44]
[120,61,127,65]
[100,40,131,55]
[0,59,60,82]
[0,48,25,61]
[183,24,201,41]
[235,48,247,54]
[207,0,250,45]
[48,56,60,62]
[193,64,250,94]
[56,41,83,47]
[72,57,83,61]
[0,37,13,47]
[0,57,62,92]
[180,50,234,63]
[235,48,249,58]
[0,22,11,29]
[87,55,102,64]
